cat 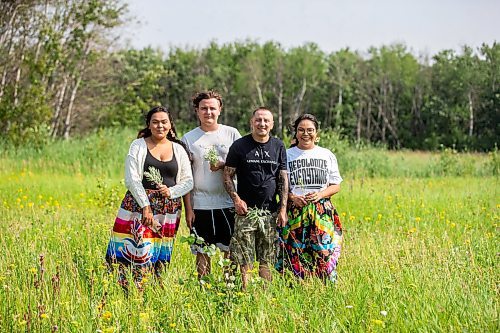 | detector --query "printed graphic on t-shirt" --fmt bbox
[246,146,279,165]
[288,158,329,191]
